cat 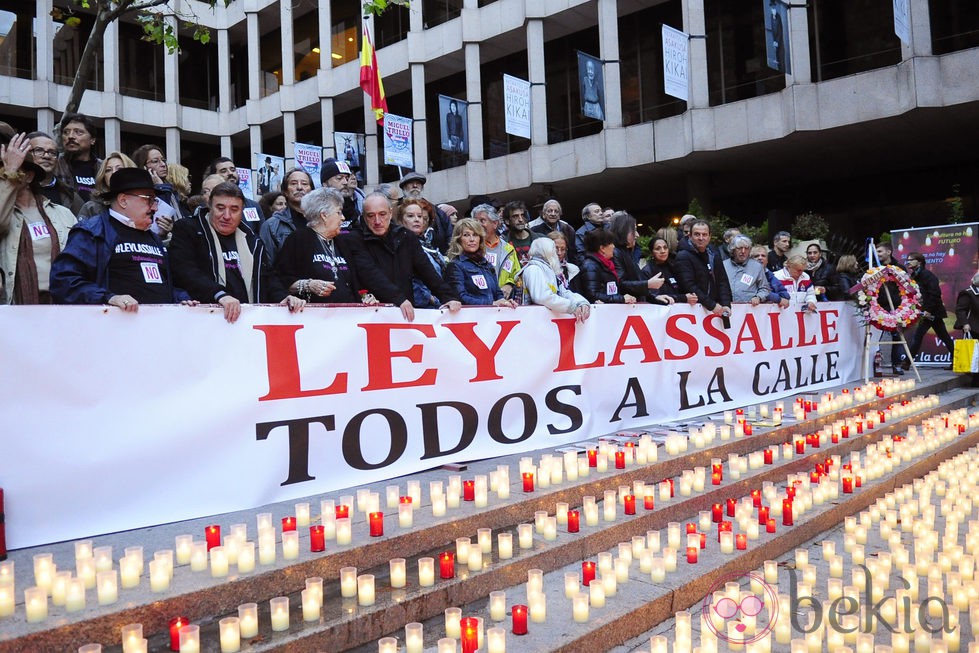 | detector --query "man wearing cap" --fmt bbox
[50,168,191,308]
[321,158,362,228]
[204,156,265,227]
[169,181,304,323]
[258,167,315,257]
[399,171,451,253]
